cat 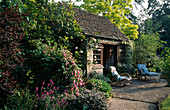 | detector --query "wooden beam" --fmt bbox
[99,40,121,45]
